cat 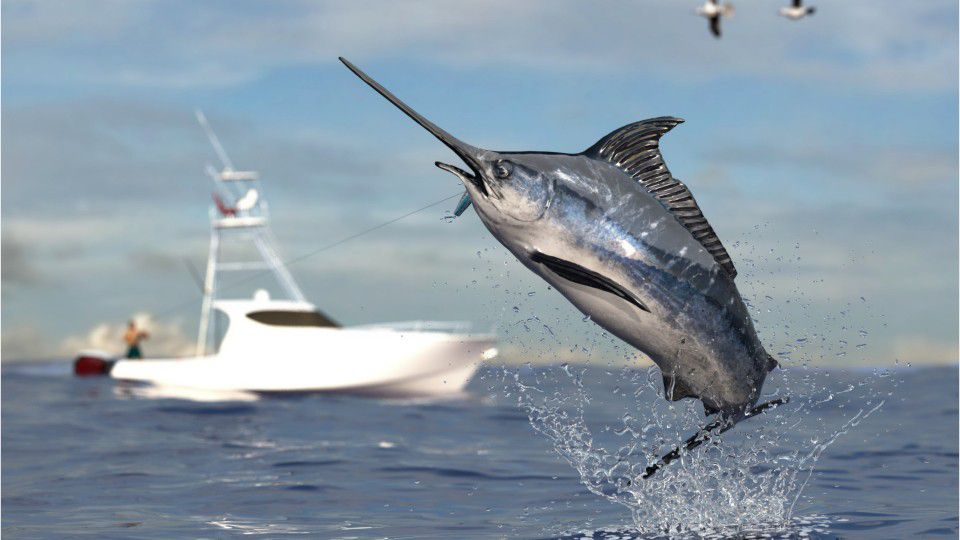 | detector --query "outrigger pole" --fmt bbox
[193,110,305,356]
